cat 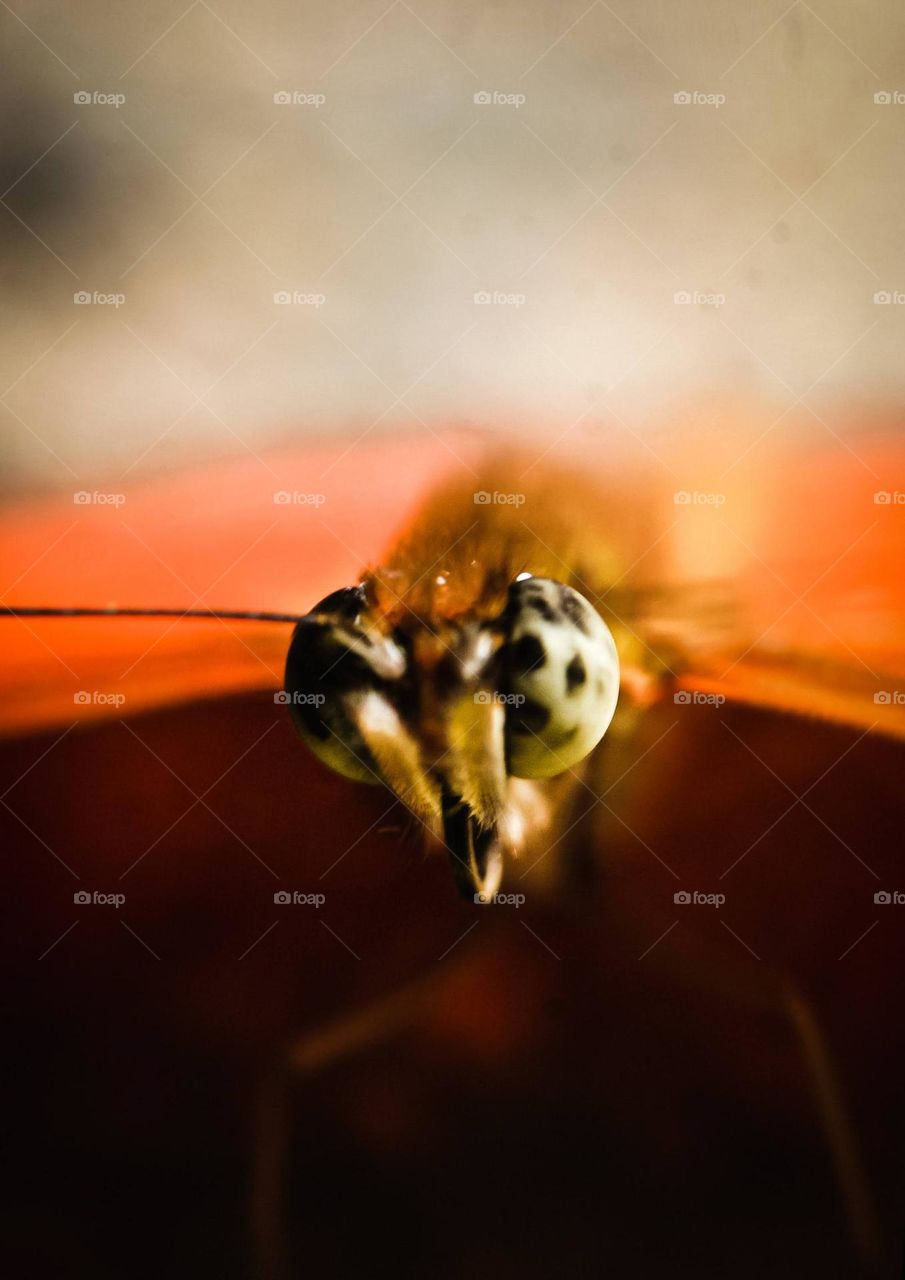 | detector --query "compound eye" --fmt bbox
[282,588,405,784]
[501,577,620,780]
